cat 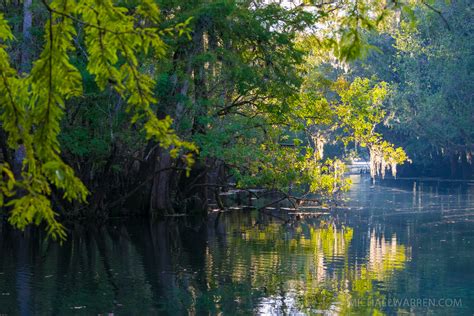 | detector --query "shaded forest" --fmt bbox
[0,0,472,239]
